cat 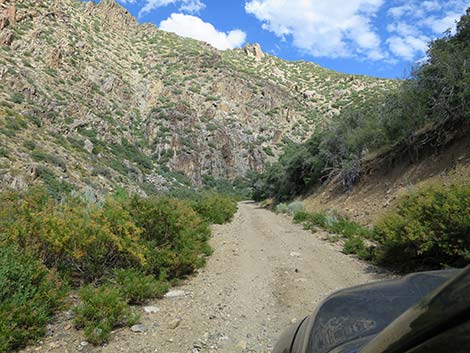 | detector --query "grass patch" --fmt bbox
[292,210,373,260]
[343,237,375,260]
